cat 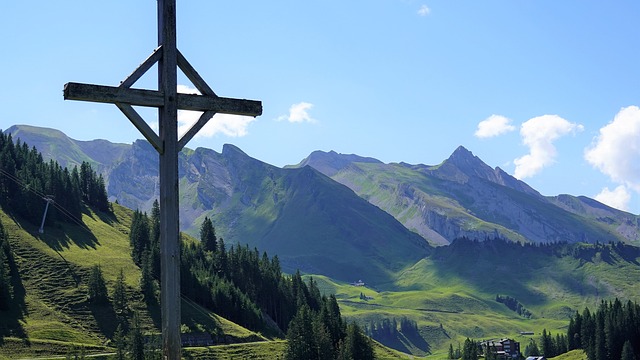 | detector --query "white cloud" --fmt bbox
[178,110,256,138]
[513,115,584,179]
[176,85,256,138]
[177,84,200,95]
[584,106,640,192]
[417,5,431,16]
[474,114,516,138]
[278,102,316,123]
[594,185,631,211]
